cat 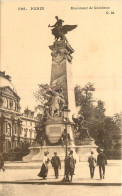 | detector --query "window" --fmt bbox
[7,123,11,136]
[30,130,32,138]
[20,128,23,135]
[15,124,17,134]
